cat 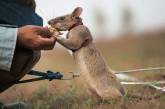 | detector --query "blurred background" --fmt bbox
[0,0,165,109]
[36,0,165,37]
